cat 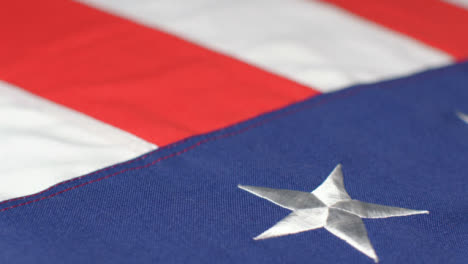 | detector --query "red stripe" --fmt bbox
[0,0,317,146]
[321,0,468,60]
